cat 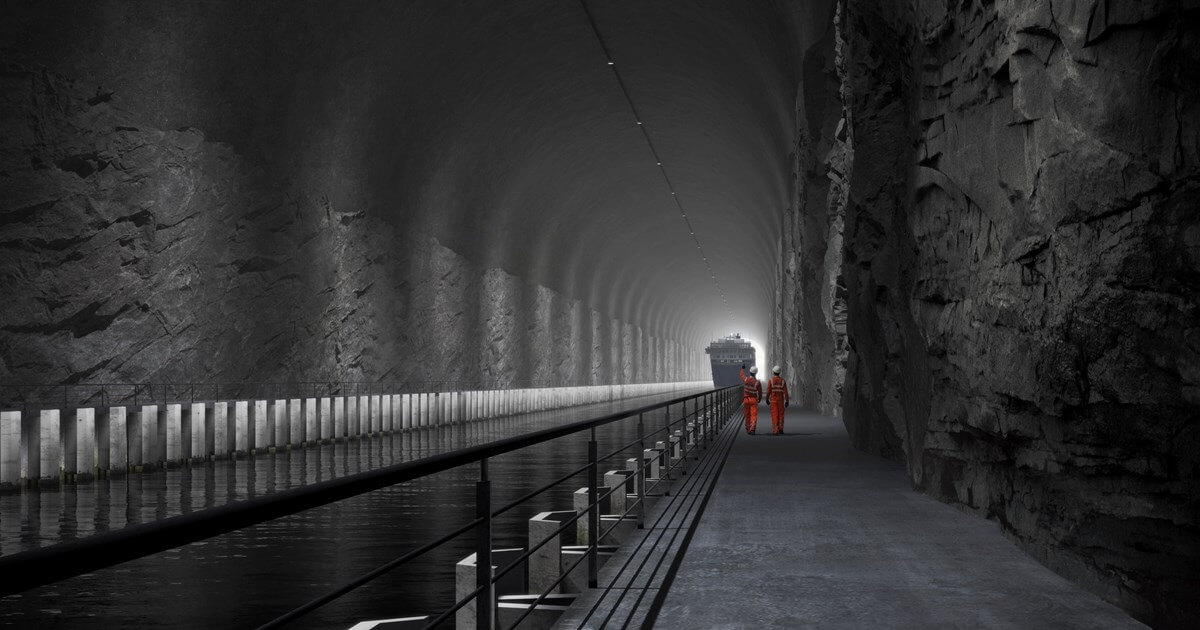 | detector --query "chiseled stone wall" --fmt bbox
[771,5,852,417]
[837,0,1199,626]
[0,64,700,394]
